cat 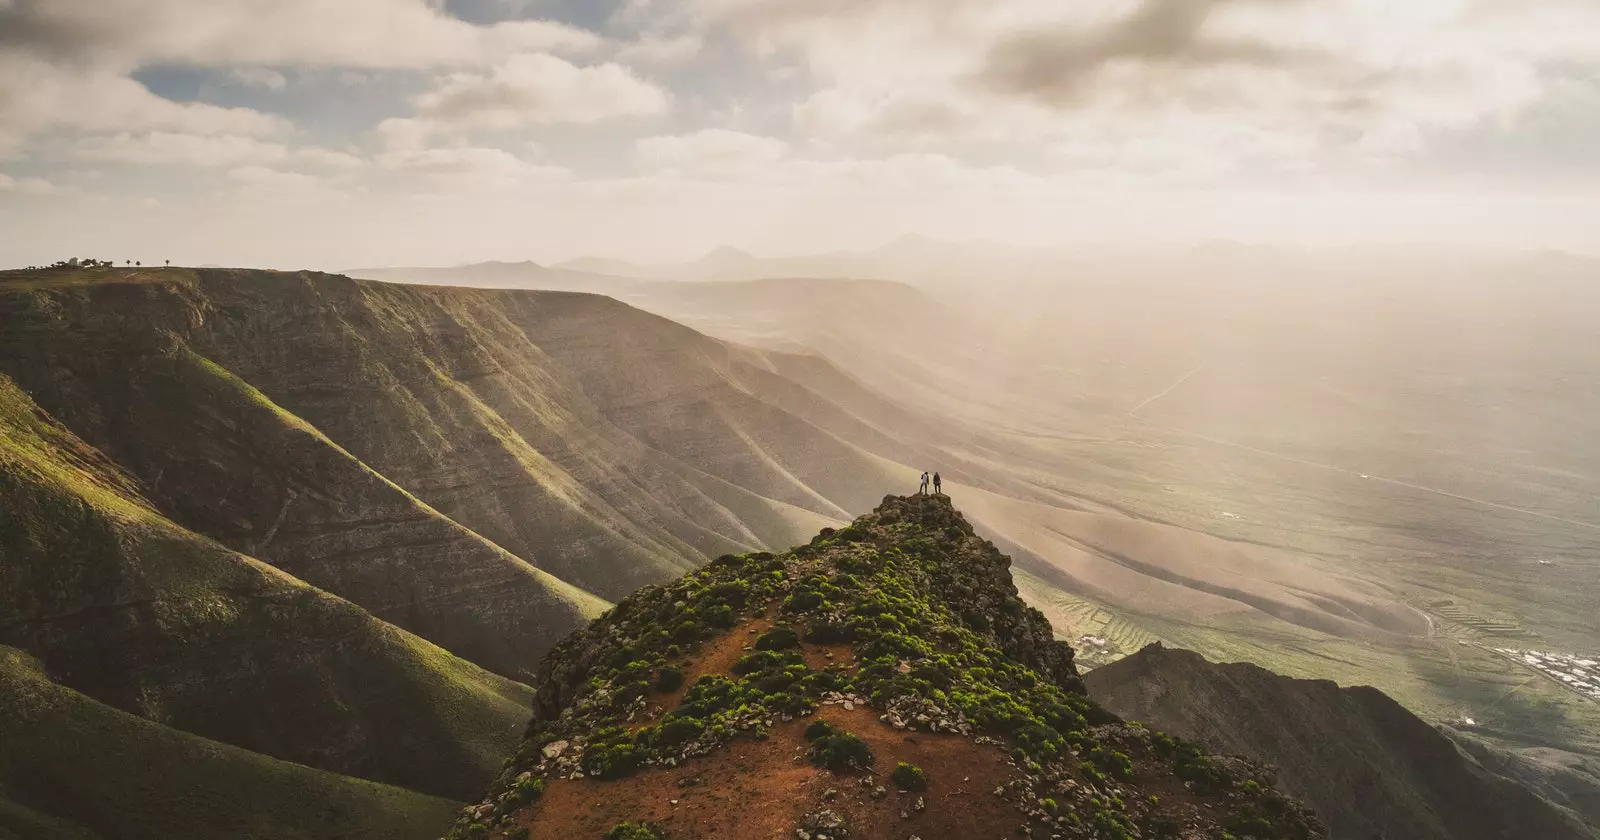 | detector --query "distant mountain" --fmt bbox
[1085,644,1598,840]
[445,494,1325,840]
